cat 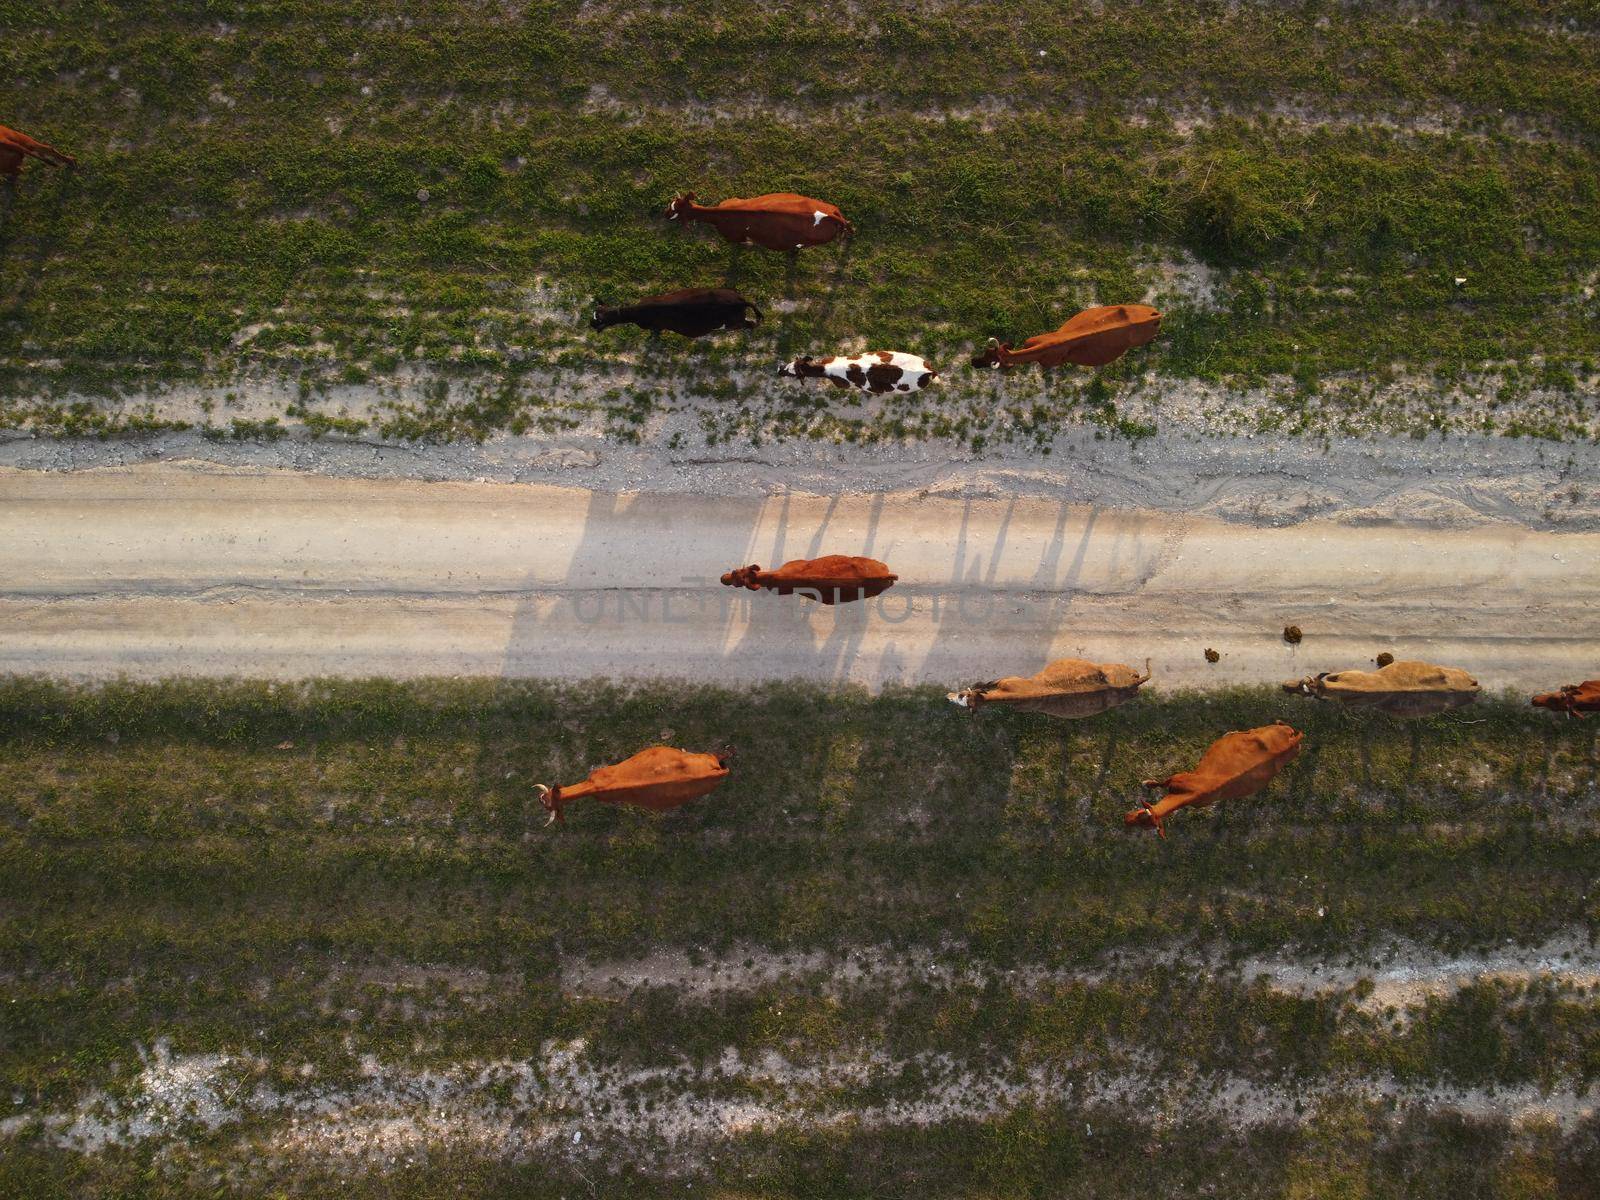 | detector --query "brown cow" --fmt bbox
[949,658,1151,719]
[1283,660,1479,718]
[1125,721,1303,837]
[535,745,732,826]
[970,304,1162,370]
[721,555,896,605]
[1531,681,1600,718]
[0,124,74,178]
[666,191,853,251]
